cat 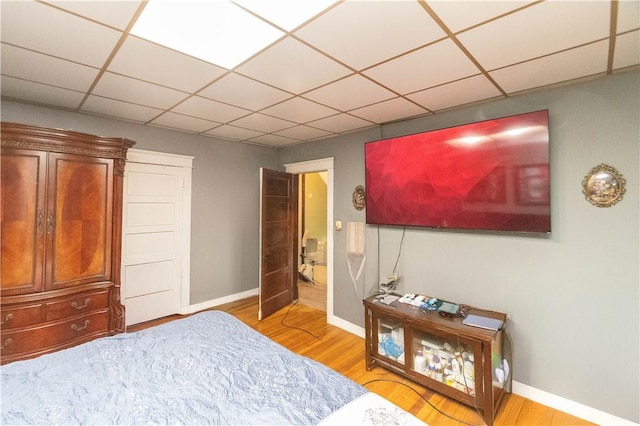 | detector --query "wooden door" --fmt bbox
[1,148,47,296]
[46,153,114,291]
[259,168,297,320]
